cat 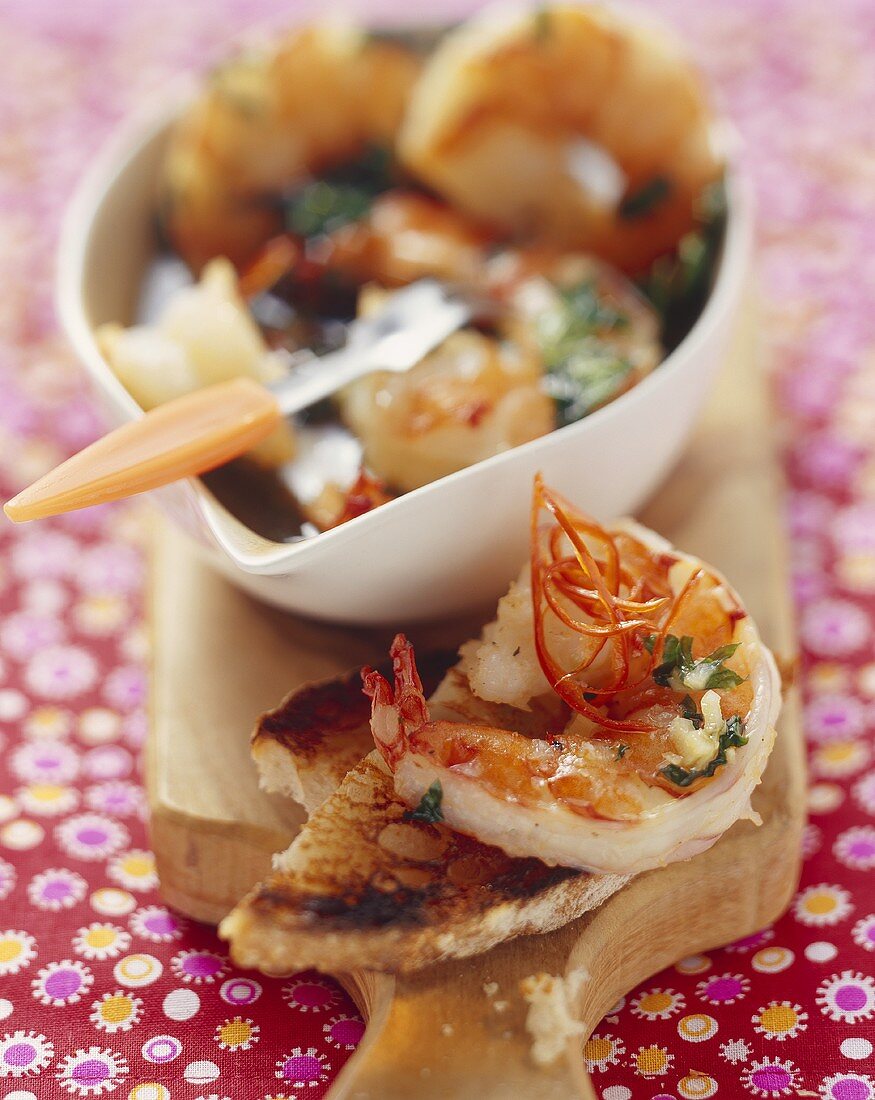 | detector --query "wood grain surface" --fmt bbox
[147,311,805,1099]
